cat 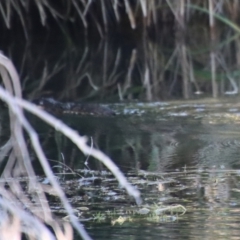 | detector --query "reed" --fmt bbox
[1,0,240,100]
[0,52,141,239]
